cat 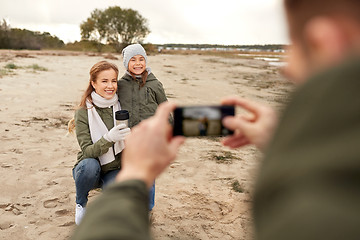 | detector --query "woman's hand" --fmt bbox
[104,124,131,143]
